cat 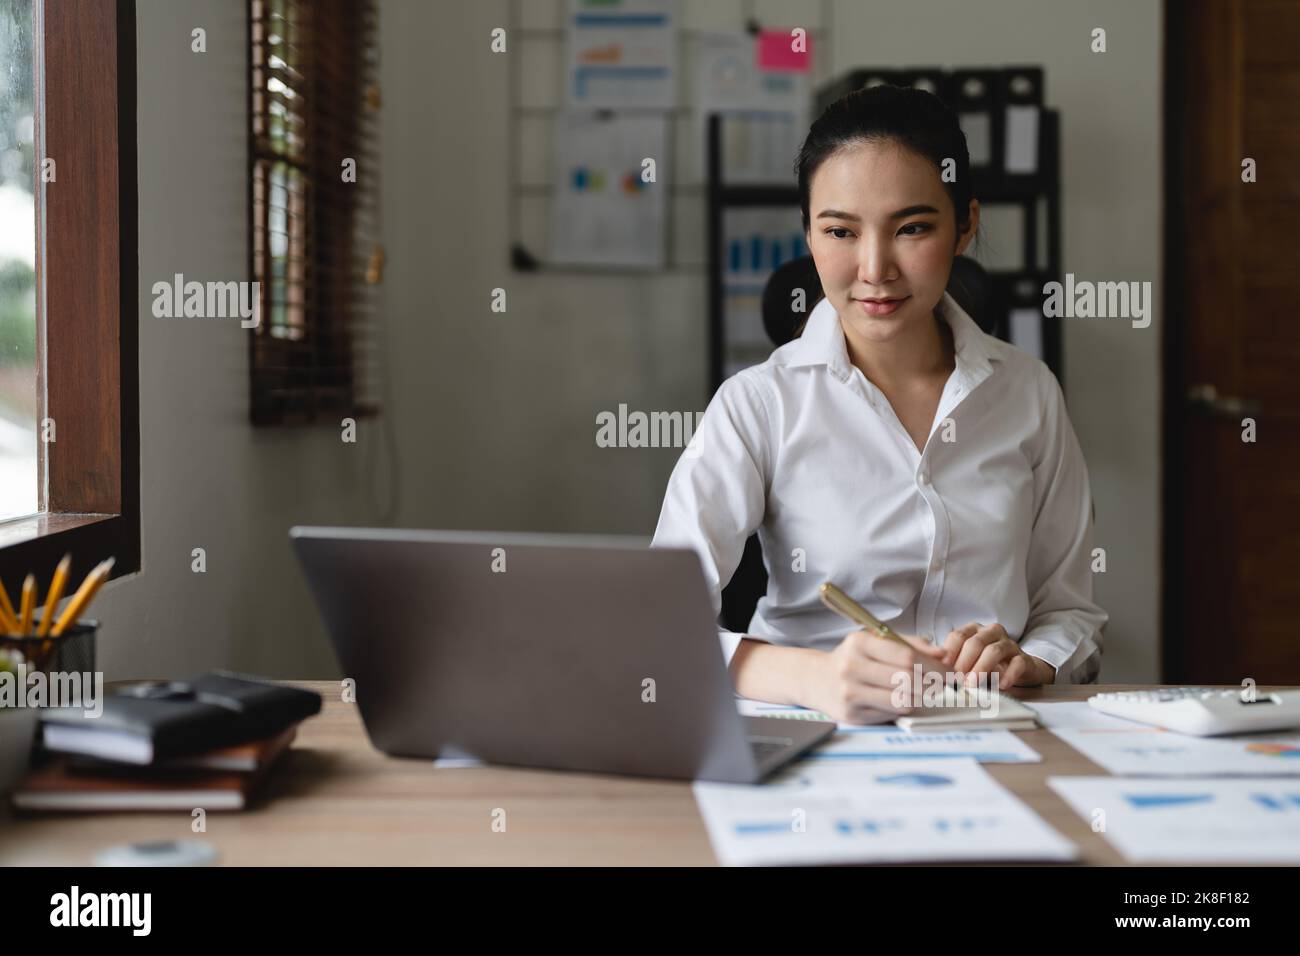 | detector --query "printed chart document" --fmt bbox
[548,112,667,268]
[695,756,1078,866]
[1049,776,1300,862]
[691,30,811,182]
[738,699,1043,764]
[565,0,677,109]
[1028,701,1300,776]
